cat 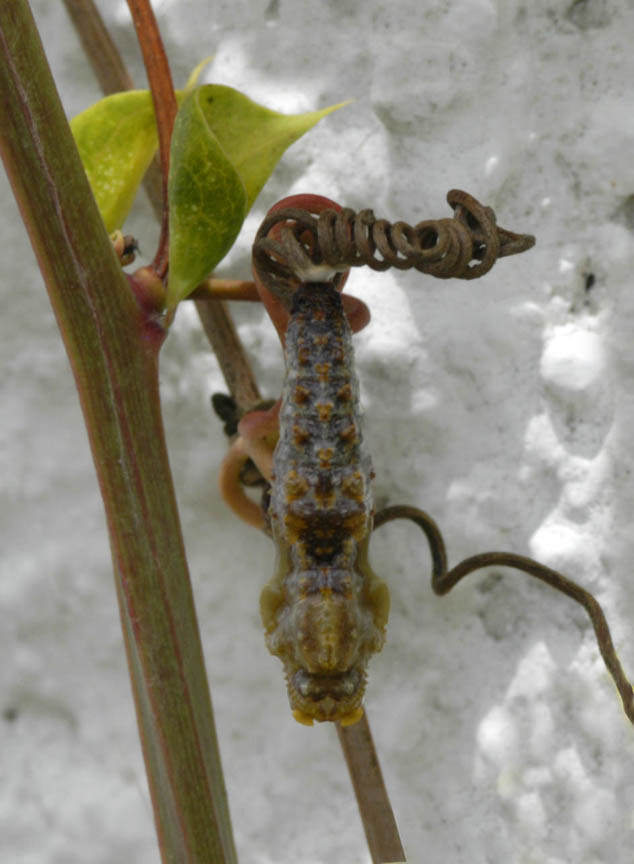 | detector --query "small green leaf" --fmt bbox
[167,85,348,307]
[197,85,349,209]
[167,89,248,309]
[71,91,158,232]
